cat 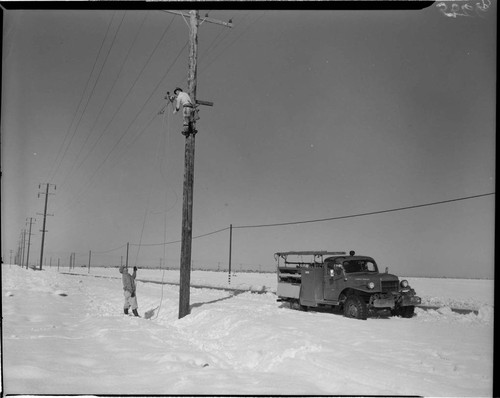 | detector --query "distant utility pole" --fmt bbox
[163,9,232,319]
[228,224,232,285]
[16,234,22,266]
[25,217,36,269]
[125,243,129,268]
[37,183,56,270]
[20,229,26,269]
